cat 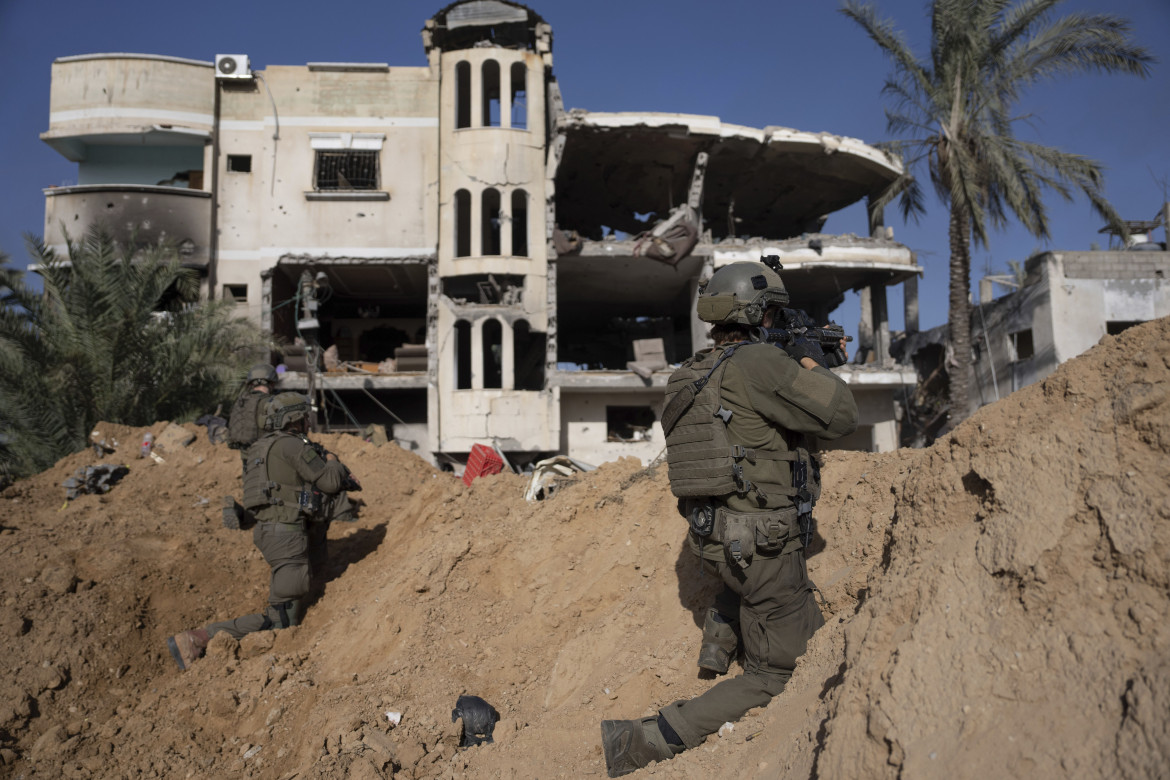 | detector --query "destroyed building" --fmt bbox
[896,213,1170,445]
[39,0,921,469]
